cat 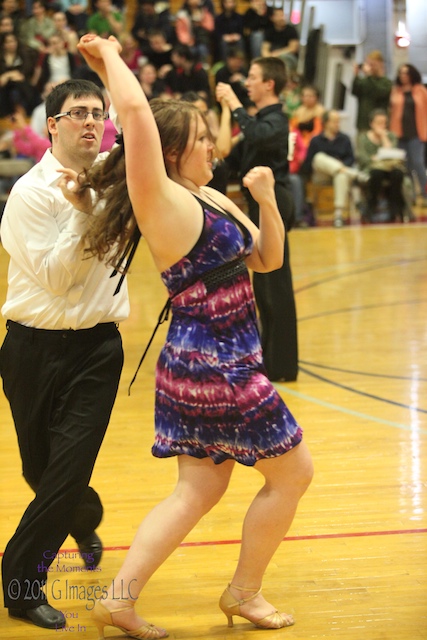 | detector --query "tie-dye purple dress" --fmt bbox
[152,196,303,466]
